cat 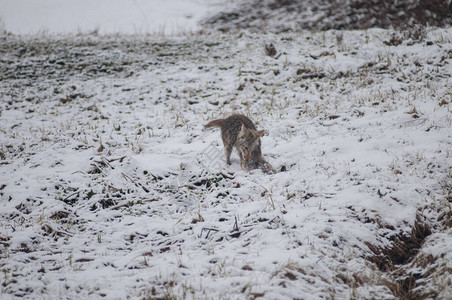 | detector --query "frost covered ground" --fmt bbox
[1,26,452,299]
